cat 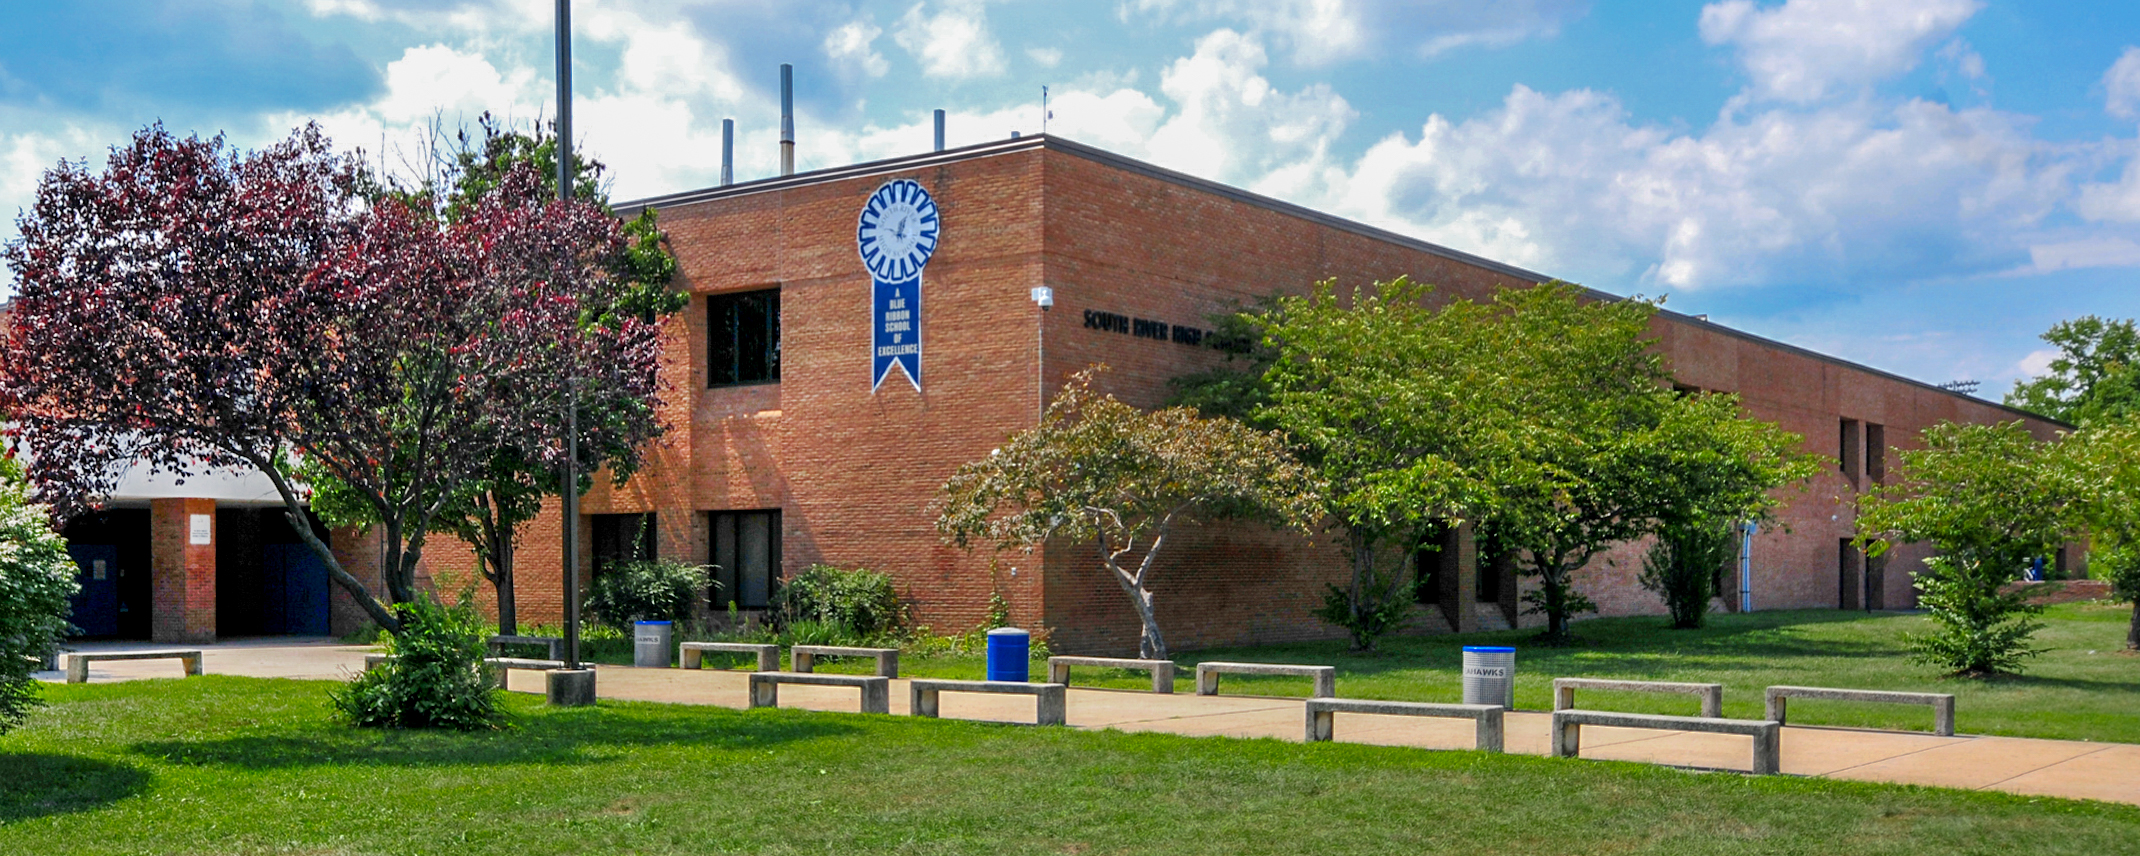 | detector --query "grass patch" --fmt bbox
[3,676,2136,855]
